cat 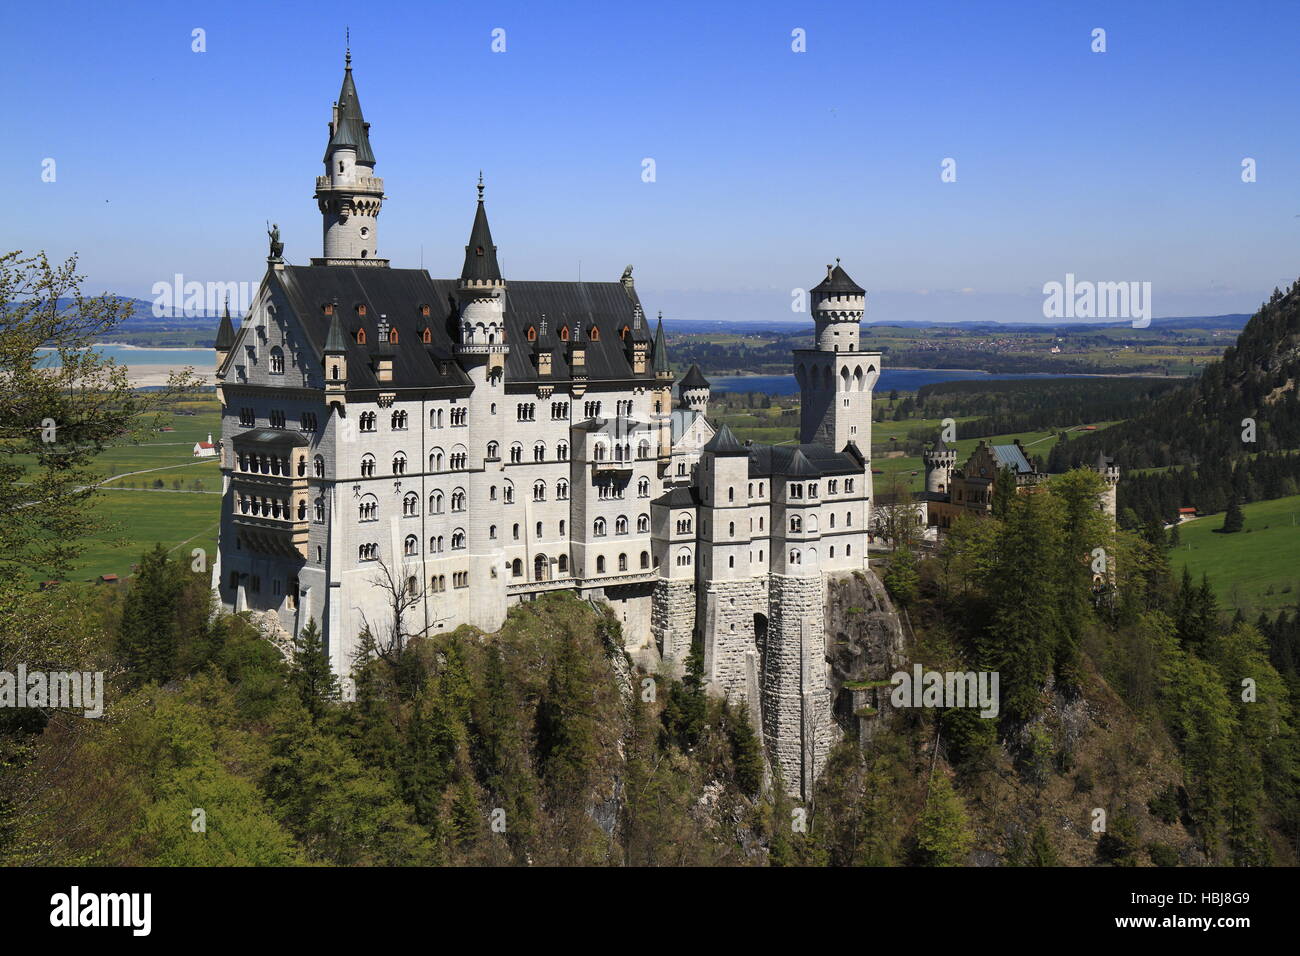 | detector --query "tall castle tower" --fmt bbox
[454,176,509,631]
[924,439,957,494]
[313,50,387,266]
[796,261,880,452]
